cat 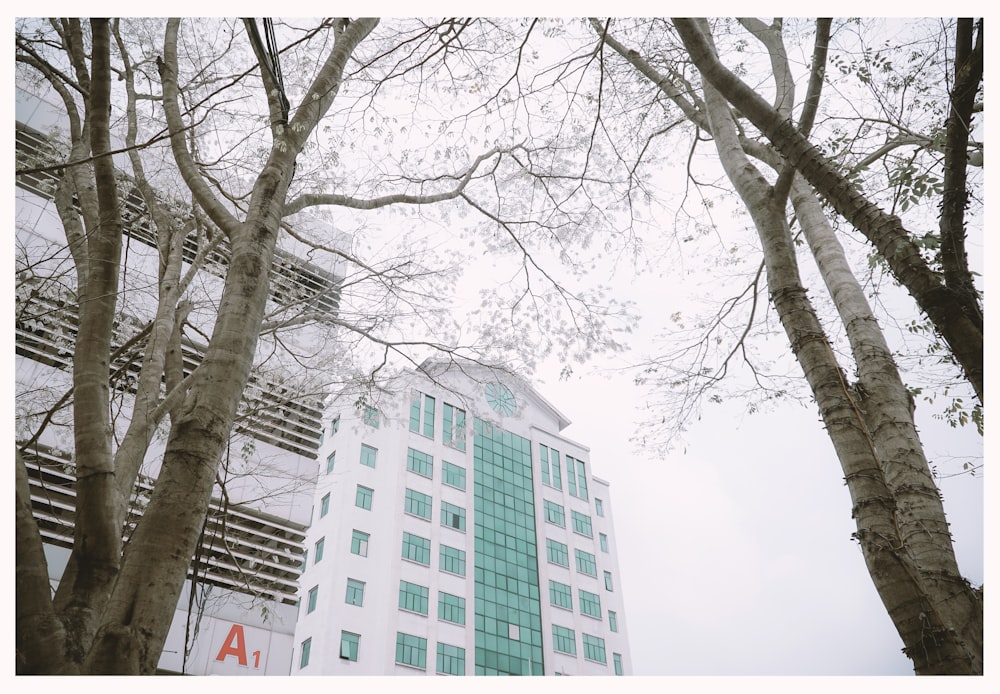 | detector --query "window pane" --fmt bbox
[579,588,601,619]
[299,638,311,669]
[320,493,330,518]
[600,532,608,552]
[340,631,359,662]
[544,500,566,527]
[351,529,369,557]
[355,485,373,510]
[405,488,433,520]
[609,610,618,633]
[326,451,336,474]
[362,405,379,428]
[442,461,466,489]
[549,580,572,610]
[595,498,604,517]
[360,444,377,468]
[398,580,429,615]
[314,537,325,563]
[571,510,593,537]
[440,544,466,576]
[402,532,430,565]
[307,585,318,613]
[438,591,466,624]
[552,625,576,655]
[346,578,365,606]
[575,549,597,576]
[436,642,465,675]
[614,652,623,675]
[395,632,427,669]
[604,570,614,591]
[406,447,433,478]
[441,501,466,531]
[582,634,606,664]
